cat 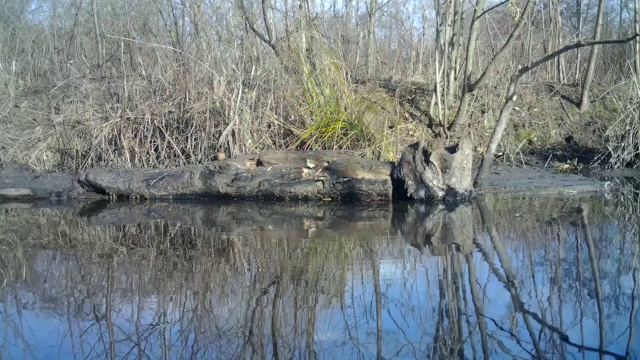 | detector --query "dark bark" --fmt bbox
[394,139,474,201]
[79,151,394,202]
